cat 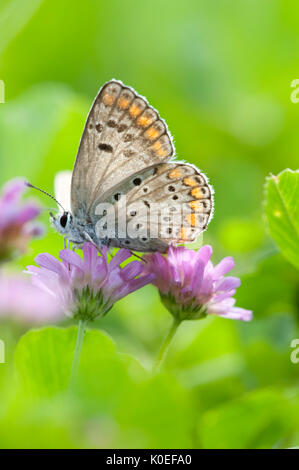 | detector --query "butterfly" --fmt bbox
[49,80,214,253]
